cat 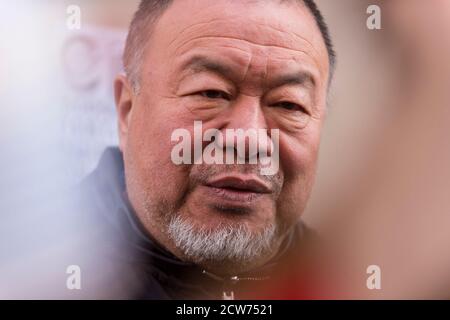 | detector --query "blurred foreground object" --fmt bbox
[316,0,450,299]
